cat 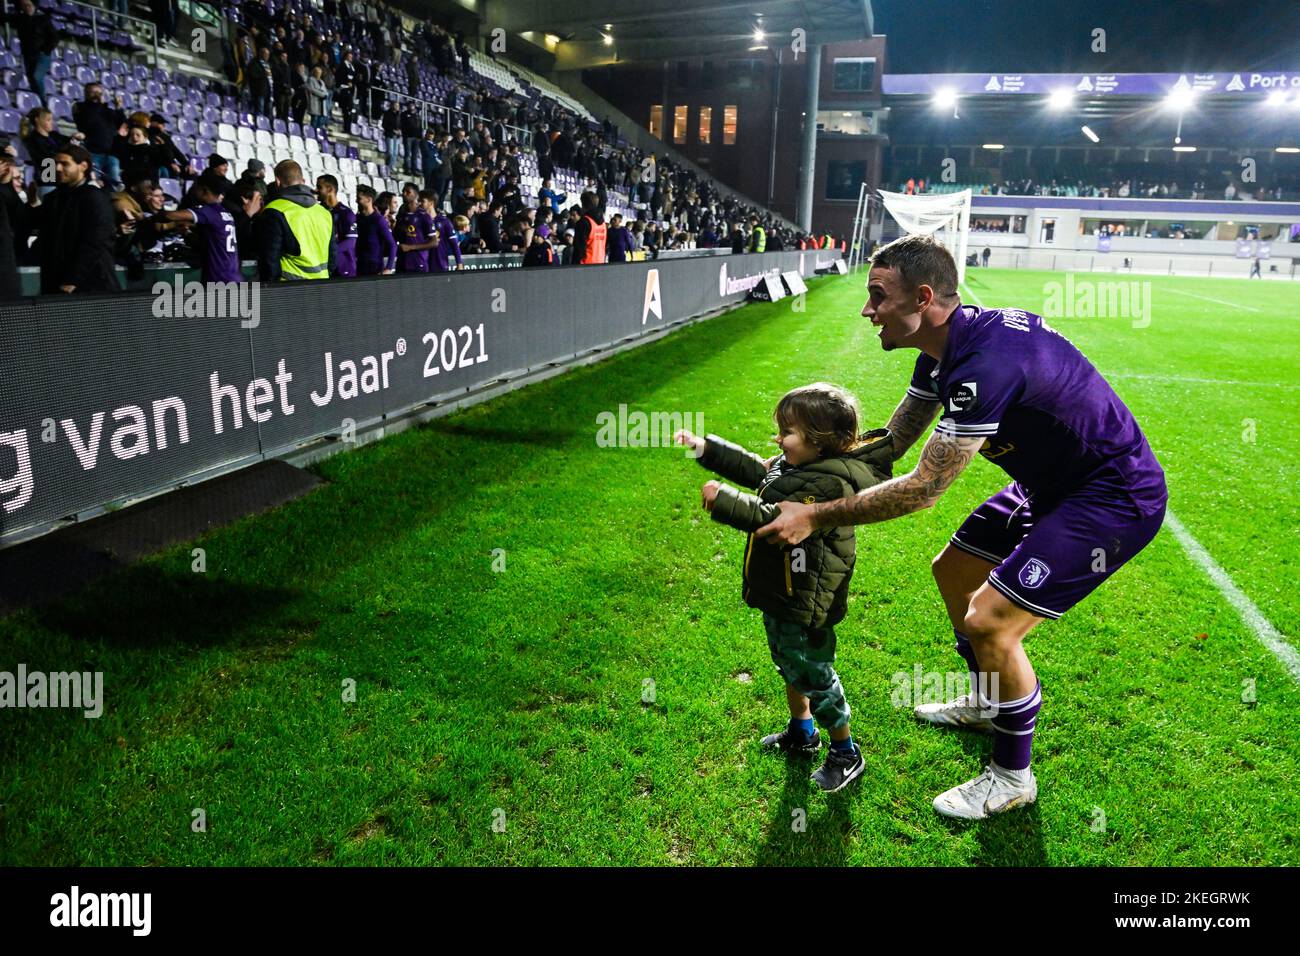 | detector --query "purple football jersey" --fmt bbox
[191,202,243,284]
[430,213,462,273]
[330,202,358,277]
[395,207,434,273]
[910,304,1167,516]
